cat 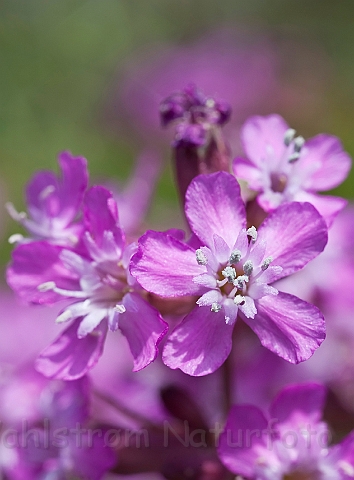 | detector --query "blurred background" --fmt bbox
[1,0,354,269]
